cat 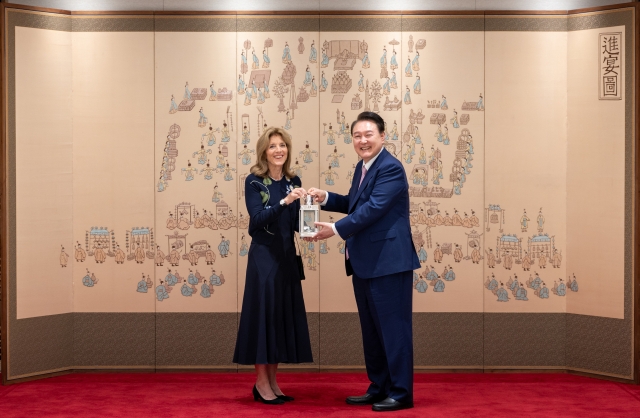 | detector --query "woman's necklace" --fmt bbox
[269,173,283,181]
